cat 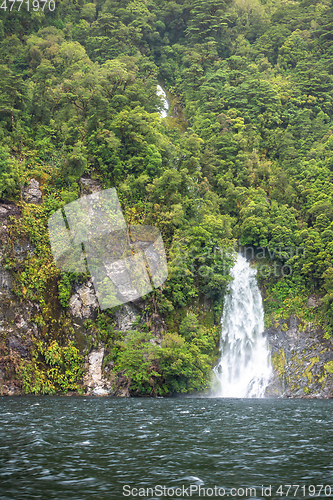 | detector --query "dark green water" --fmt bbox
[0,397,332,500]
